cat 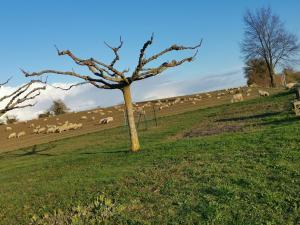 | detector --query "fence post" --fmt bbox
[152,105,158,127]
